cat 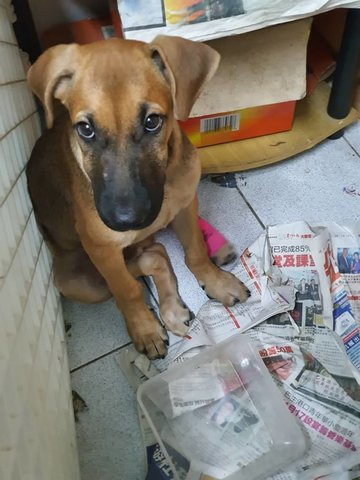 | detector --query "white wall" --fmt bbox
[0,3,81,479]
